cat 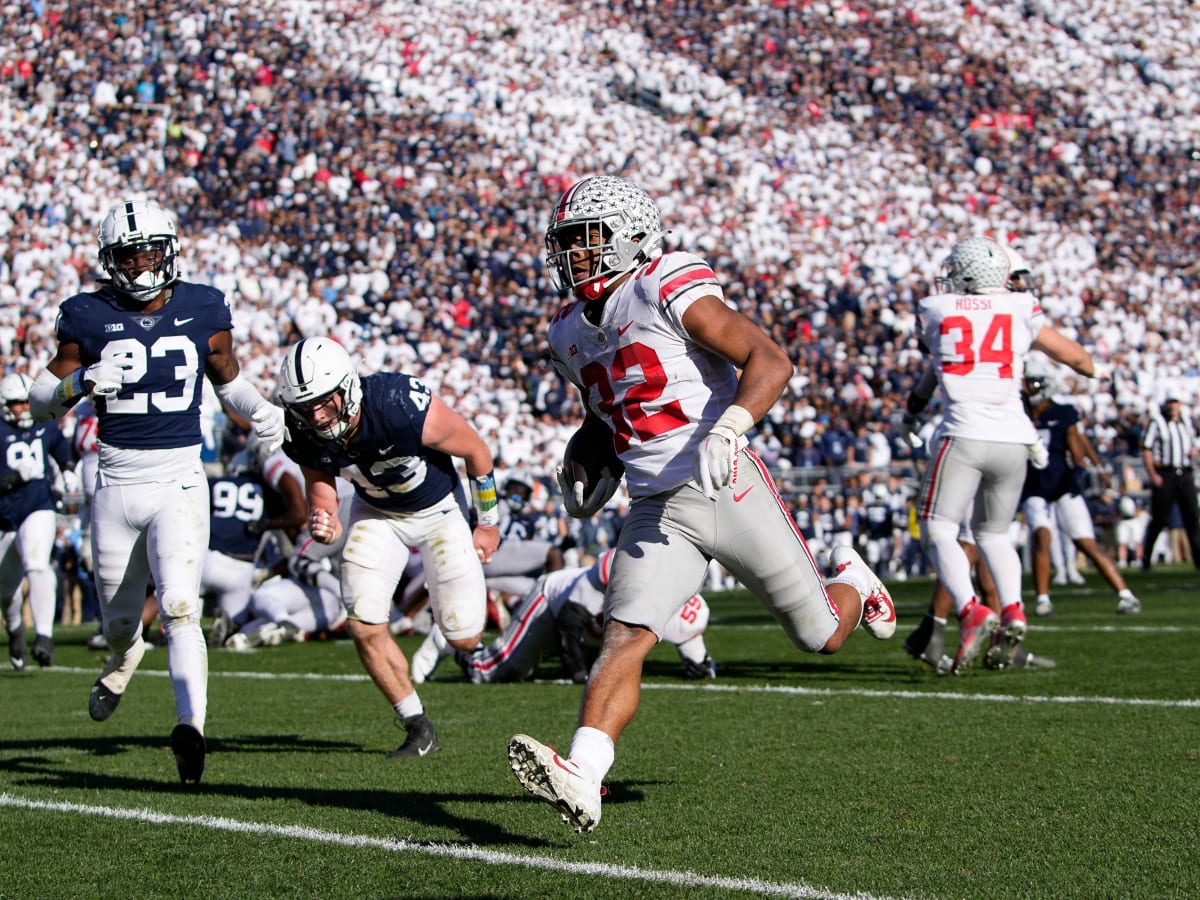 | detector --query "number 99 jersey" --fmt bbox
[54,282,233,450]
